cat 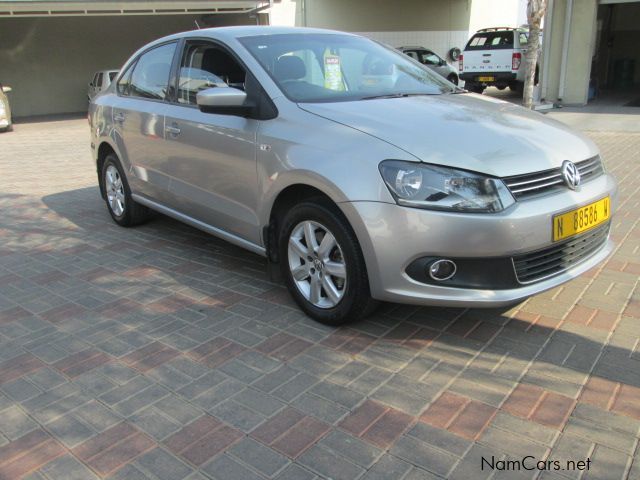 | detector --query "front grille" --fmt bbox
[512,222,610,284]
[503,156,604,200]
